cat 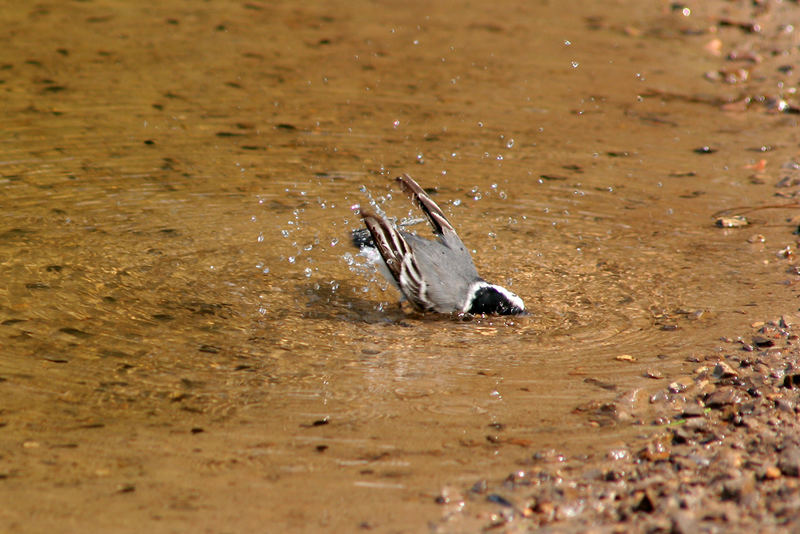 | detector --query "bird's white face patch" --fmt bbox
[492,285,525,312]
